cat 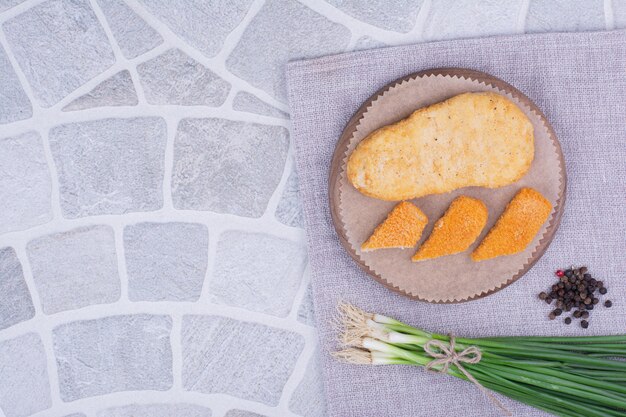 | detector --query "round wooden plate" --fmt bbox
[329,68,567,303]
